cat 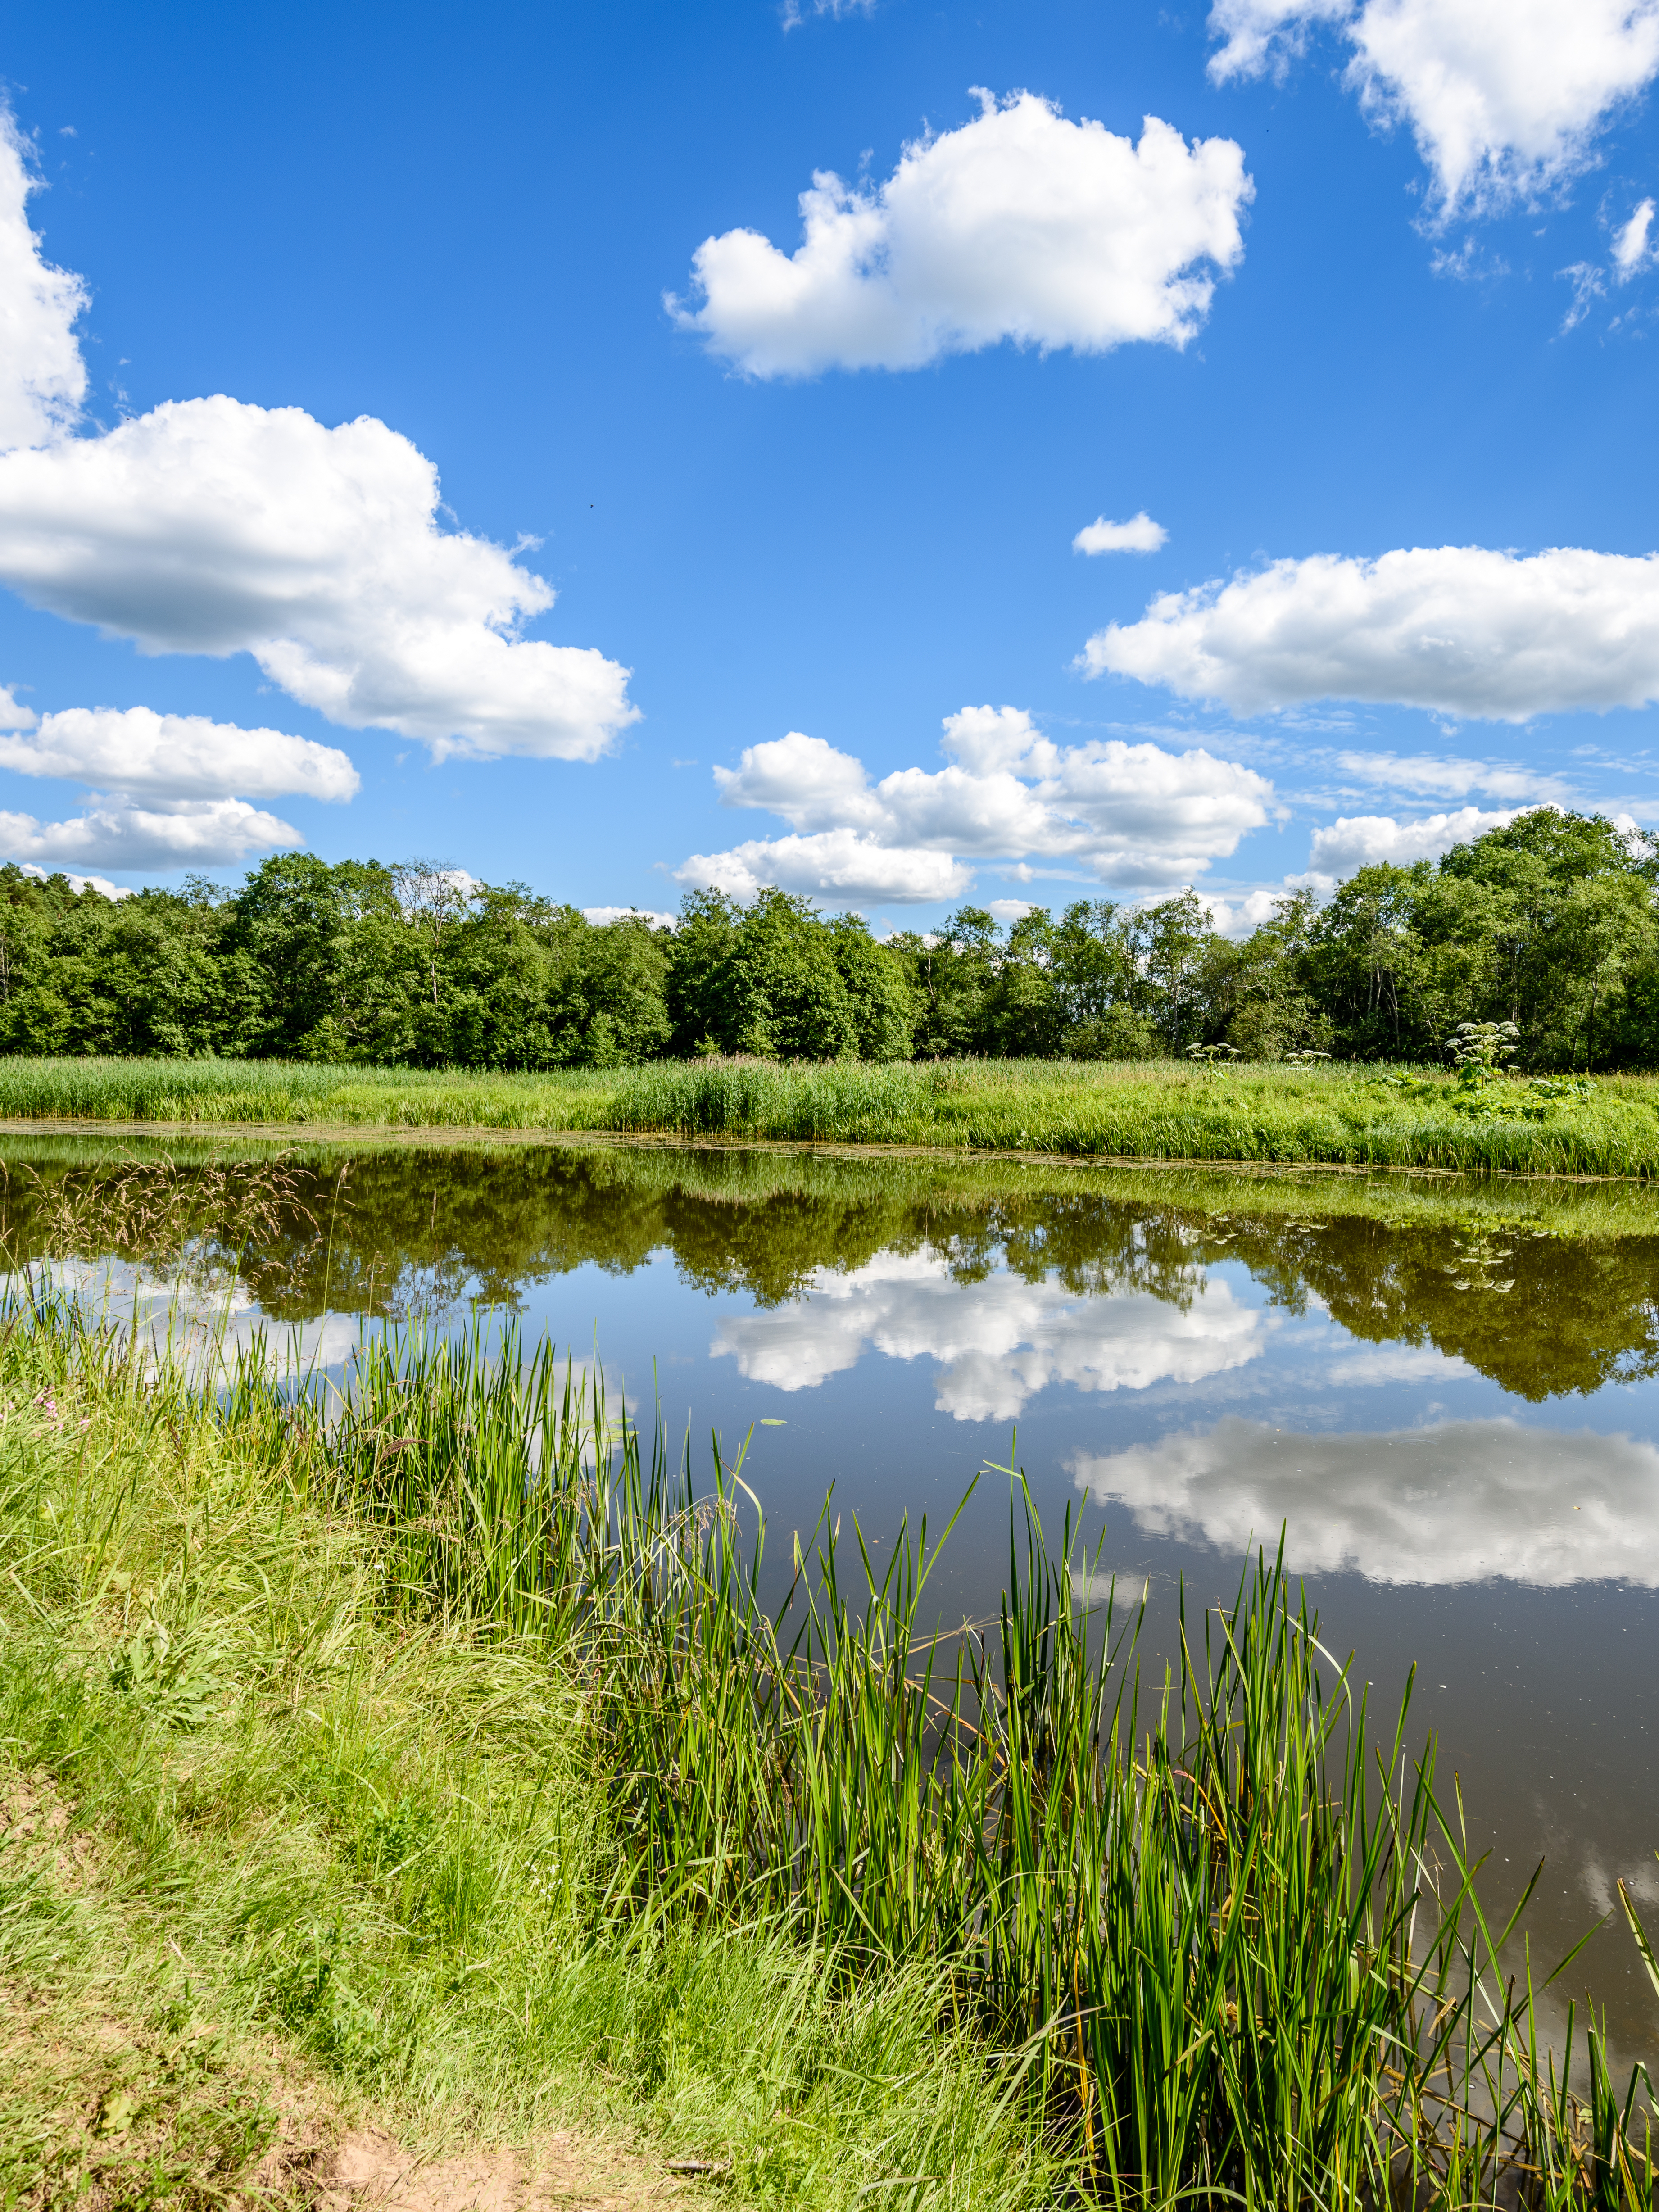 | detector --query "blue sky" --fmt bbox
[4,0,1659,934]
